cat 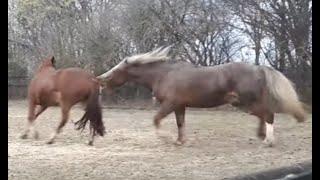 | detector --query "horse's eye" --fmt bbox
[105,76,112,81]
